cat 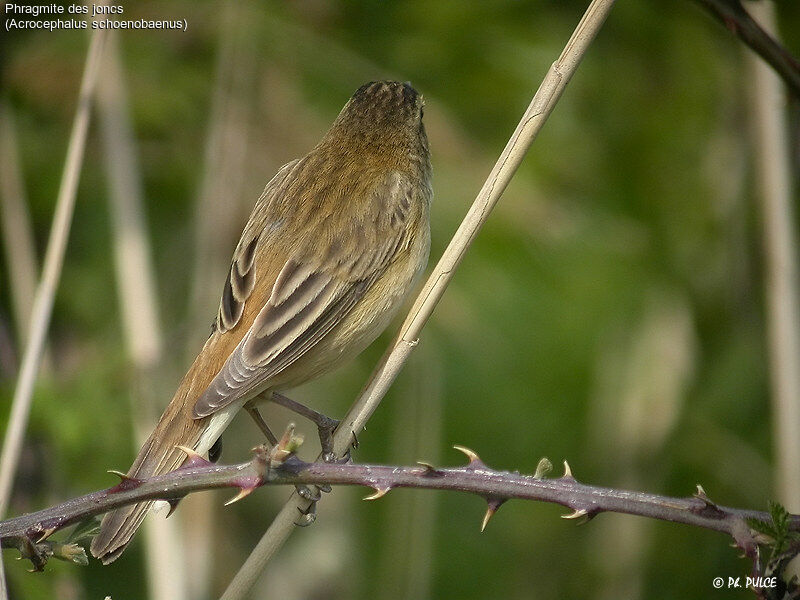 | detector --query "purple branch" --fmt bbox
[0,438,796,576]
